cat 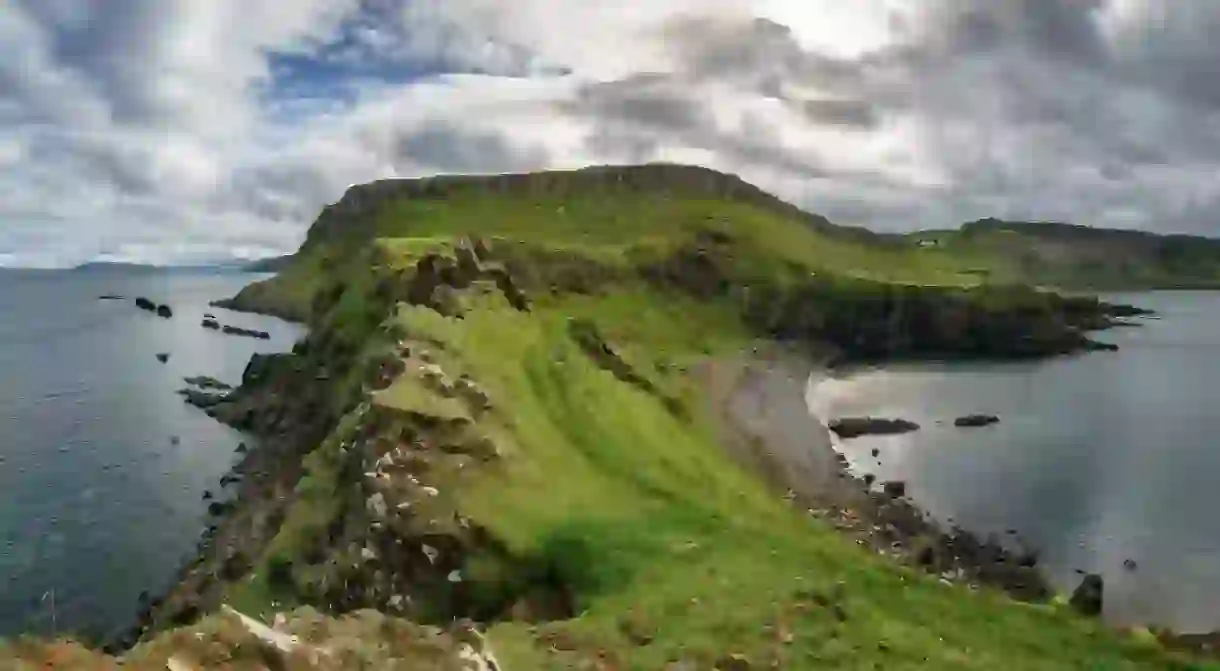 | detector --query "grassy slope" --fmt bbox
[211,171,1214,669]
[909,220,1220,290]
